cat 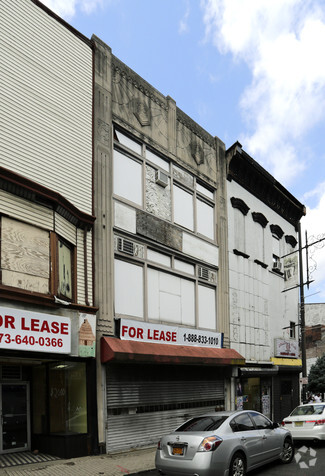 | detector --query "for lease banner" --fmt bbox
[118,318,223,348]
[0,307,71,354]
